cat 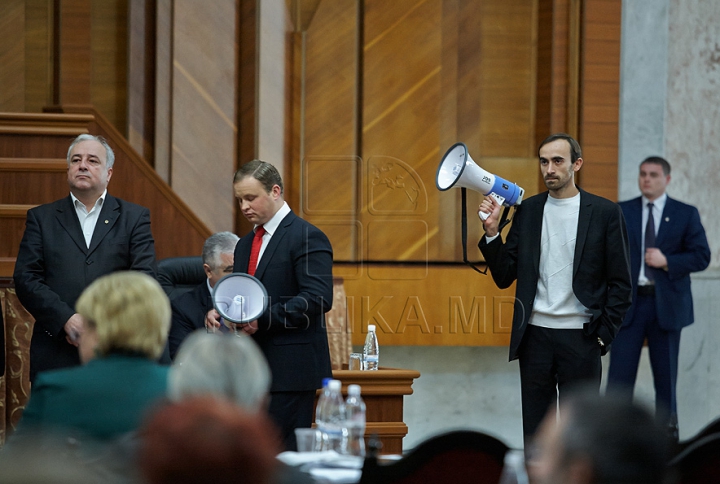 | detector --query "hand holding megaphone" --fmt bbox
[479,195,503,237]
